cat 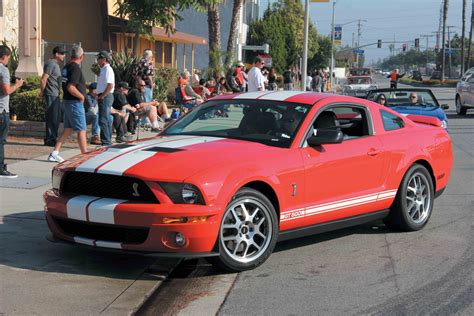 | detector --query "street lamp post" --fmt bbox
[302,0,310,91]
[330,0,336,90]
